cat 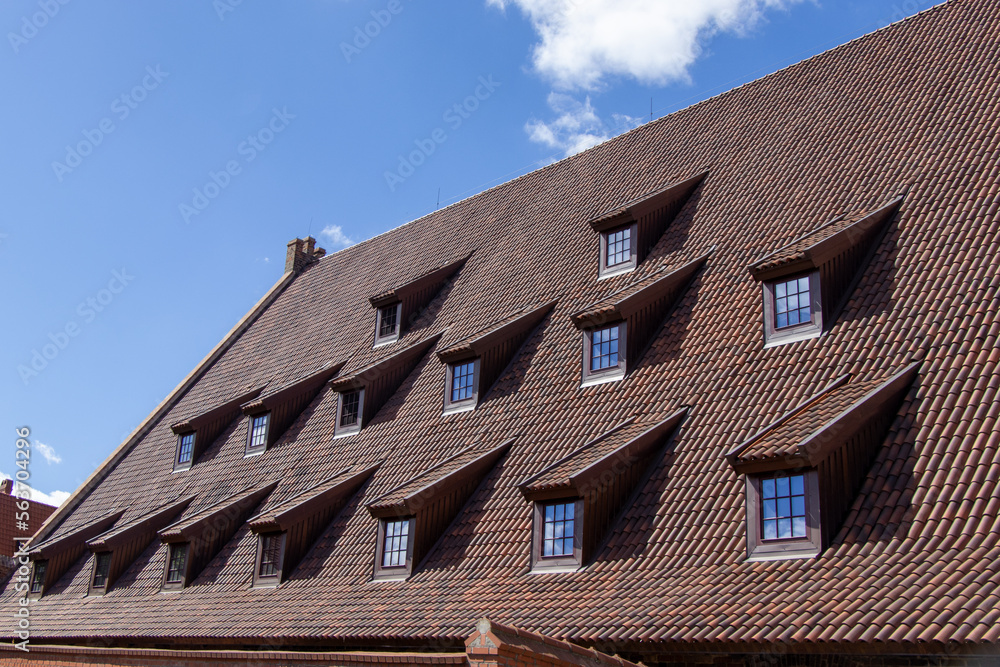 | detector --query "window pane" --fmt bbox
[177,433,195,464]
[166,544,187,583]
[541,502,575,558]
[591,325,621,371]
[772,276,812,330]
[340,391,360,427]
[259,534,282,577]
[760,473,807,542]
[30,561,46,593]
[378,304,398,338]
[450,361,476,402]
[382,519,410,568]
[93,552,111,588]
[605,227,632,267]
[249,413,270,449]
